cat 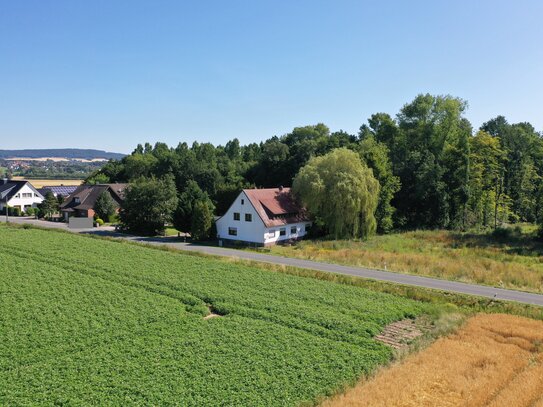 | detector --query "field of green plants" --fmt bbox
[0,225,435,405]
